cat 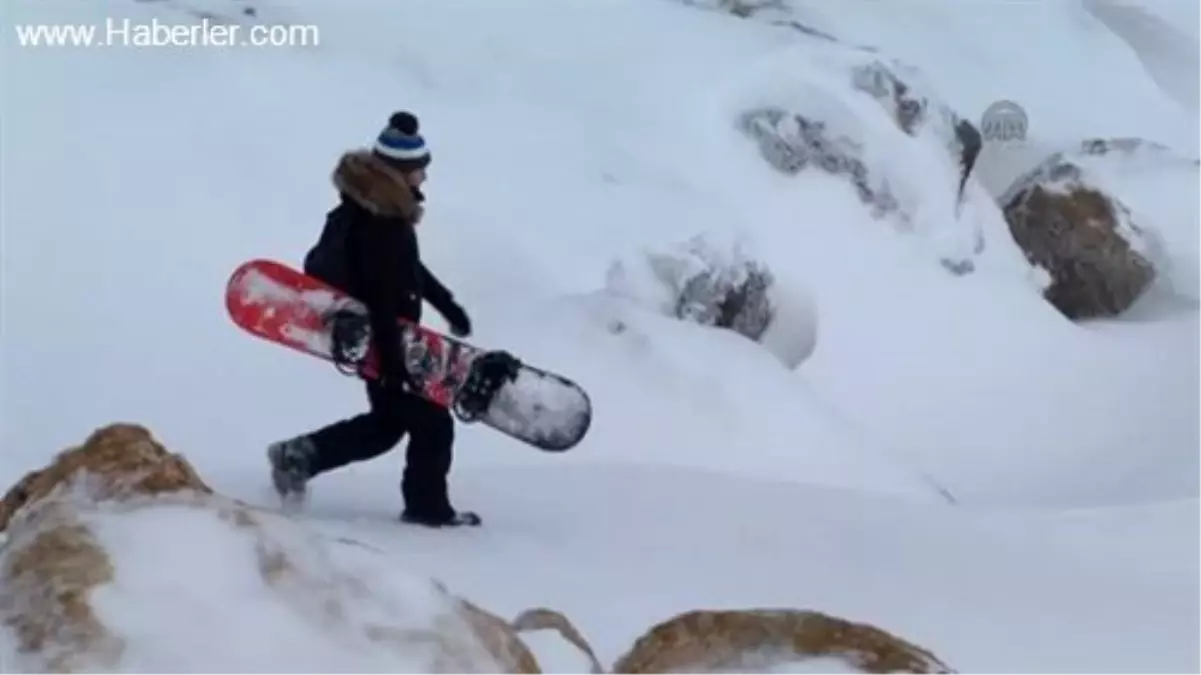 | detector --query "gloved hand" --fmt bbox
[440,300,472,338]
